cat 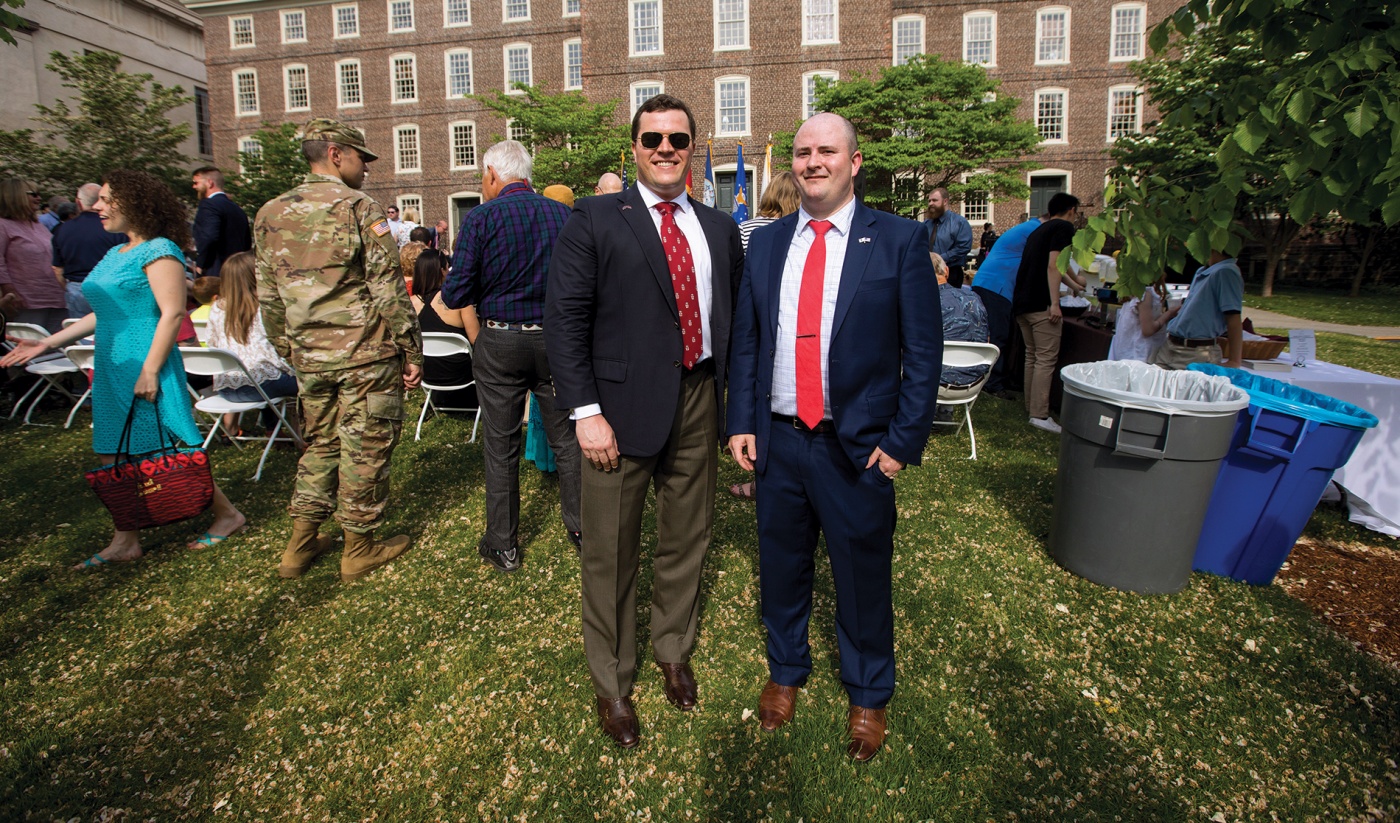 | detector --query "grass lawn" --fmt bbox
[1,337,1397,820]
[1243,283,1400,329]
